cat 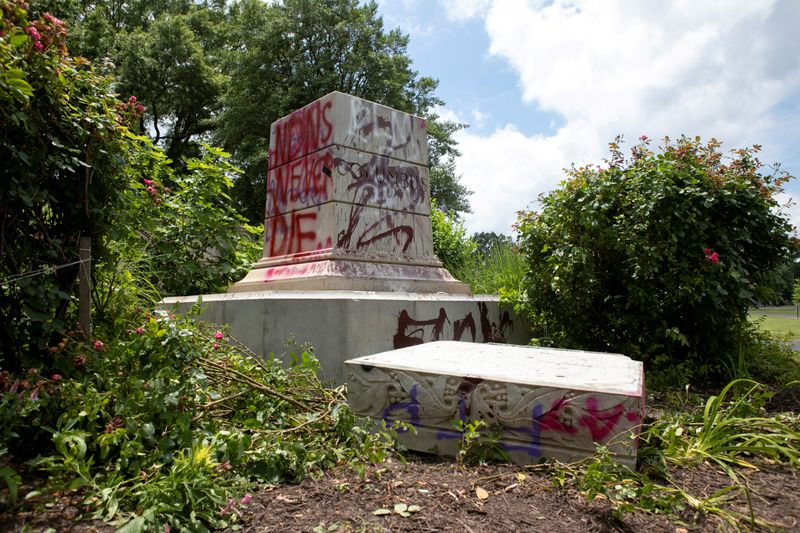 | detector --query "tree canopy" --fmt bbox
[33,0,472,222]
